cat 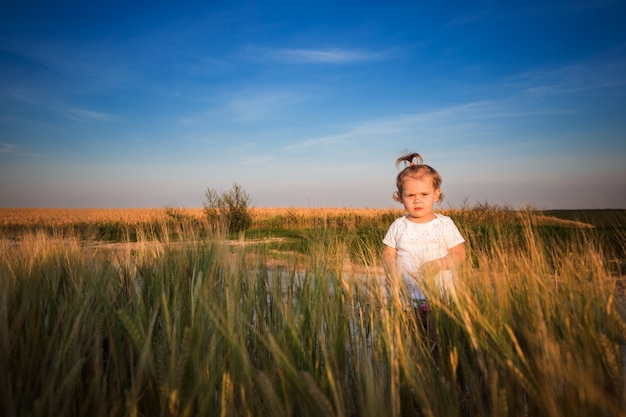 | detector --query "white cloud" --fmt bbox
[0,142,45,158]
[0,143,15,153]
[265,47,393,64]
[282,100,512,152]
[226,91,298,121]
[64,107,115,121]
[180,87,311,124]
[510,53,626,97]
